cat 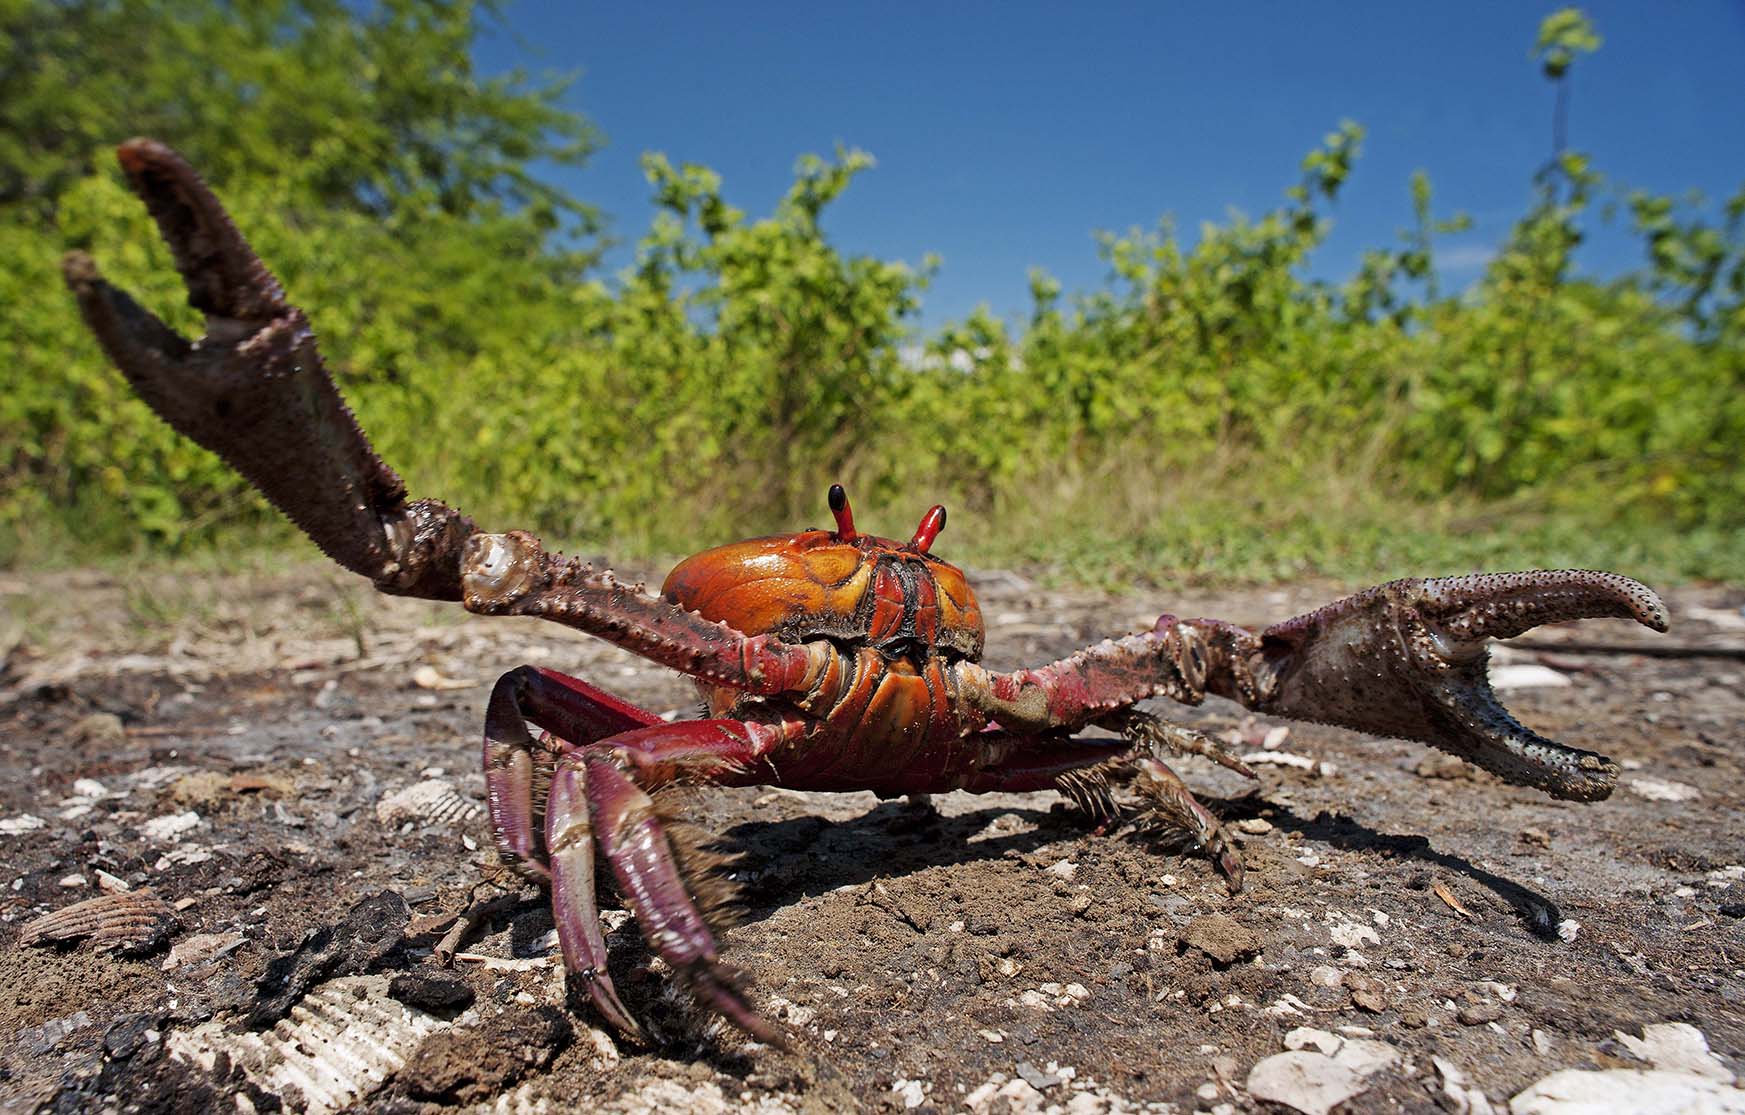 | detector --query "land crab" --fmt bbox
[65,139,1670,1046]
